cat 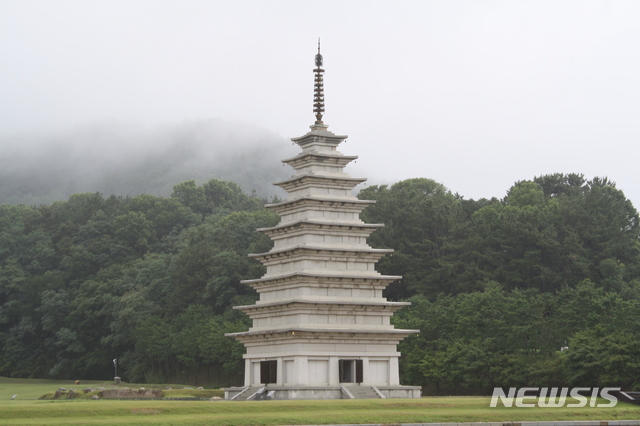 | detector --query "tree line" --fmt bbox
[0,179,276,385]
[360,175,640,393]
[0,173,639,391]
